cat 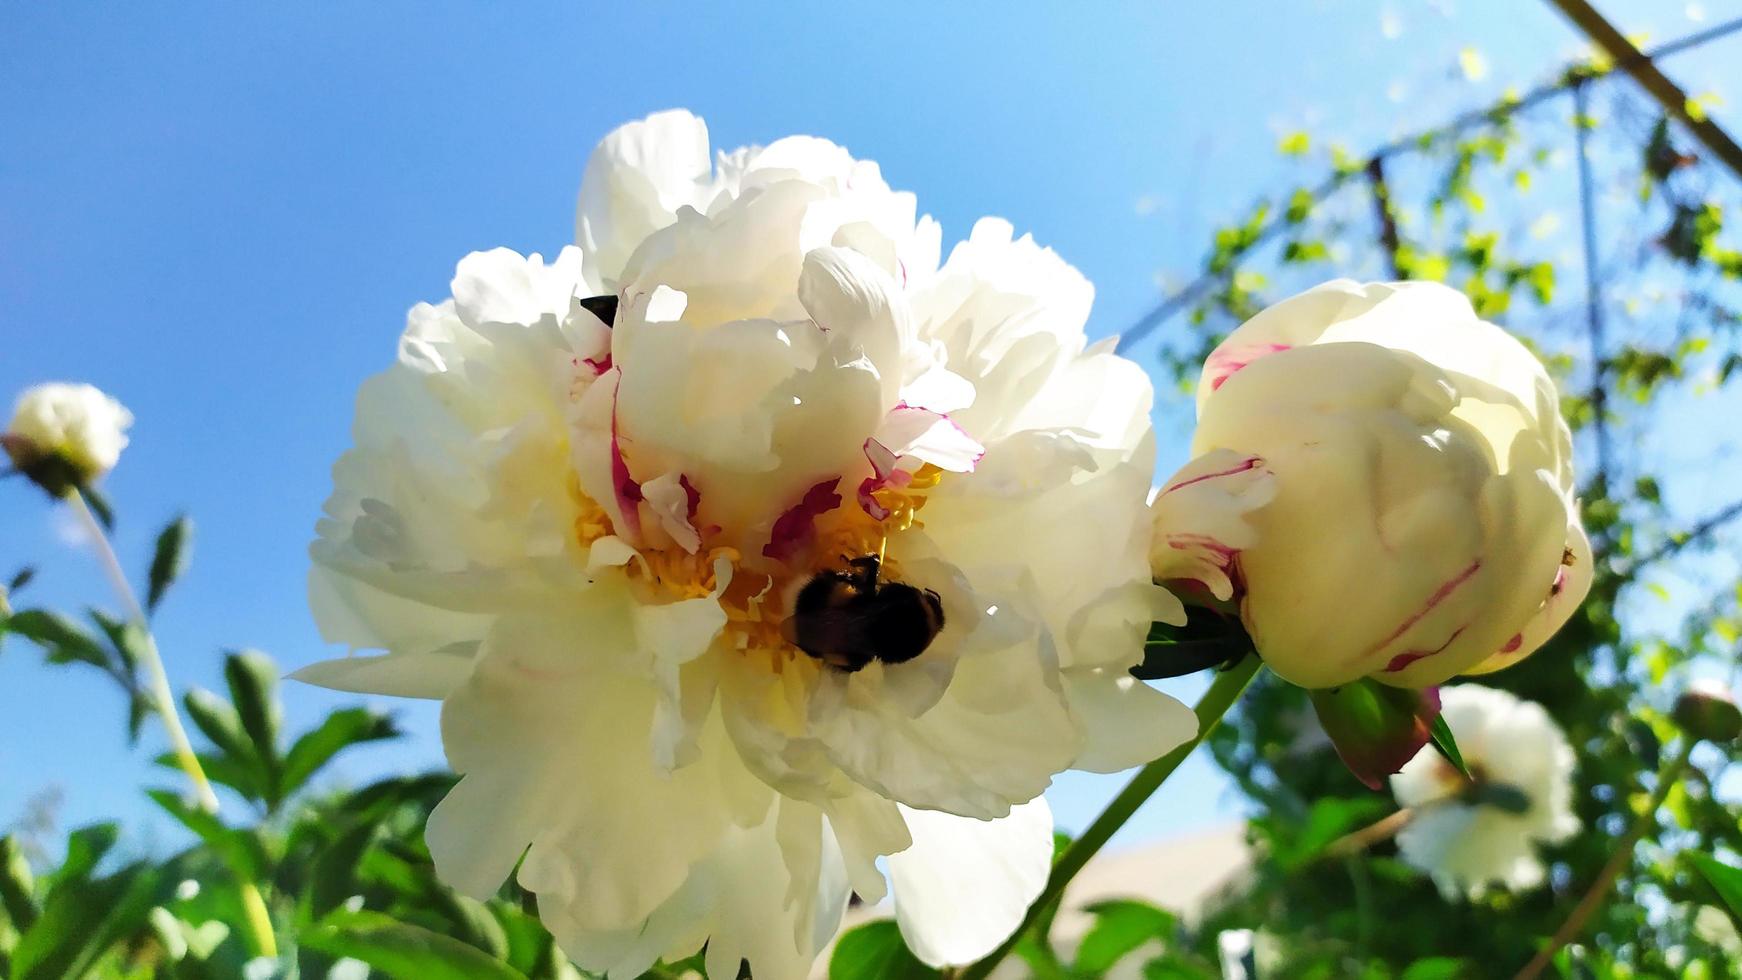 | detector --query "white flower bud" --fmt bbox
[3,383,133,495]
[1185,280,1590,689]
